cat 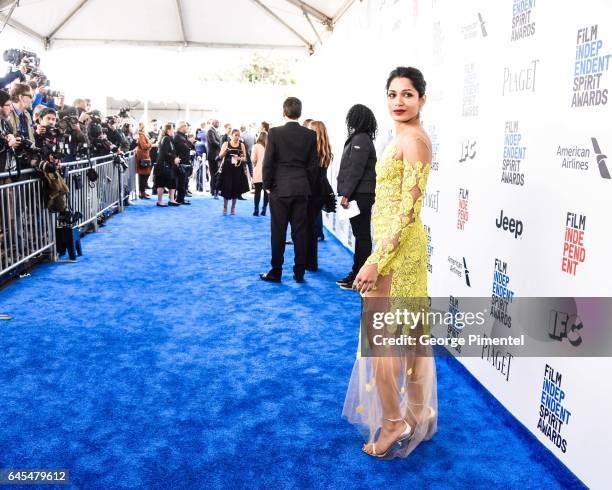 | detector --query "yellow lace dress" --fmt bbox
[342,140,438,459]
